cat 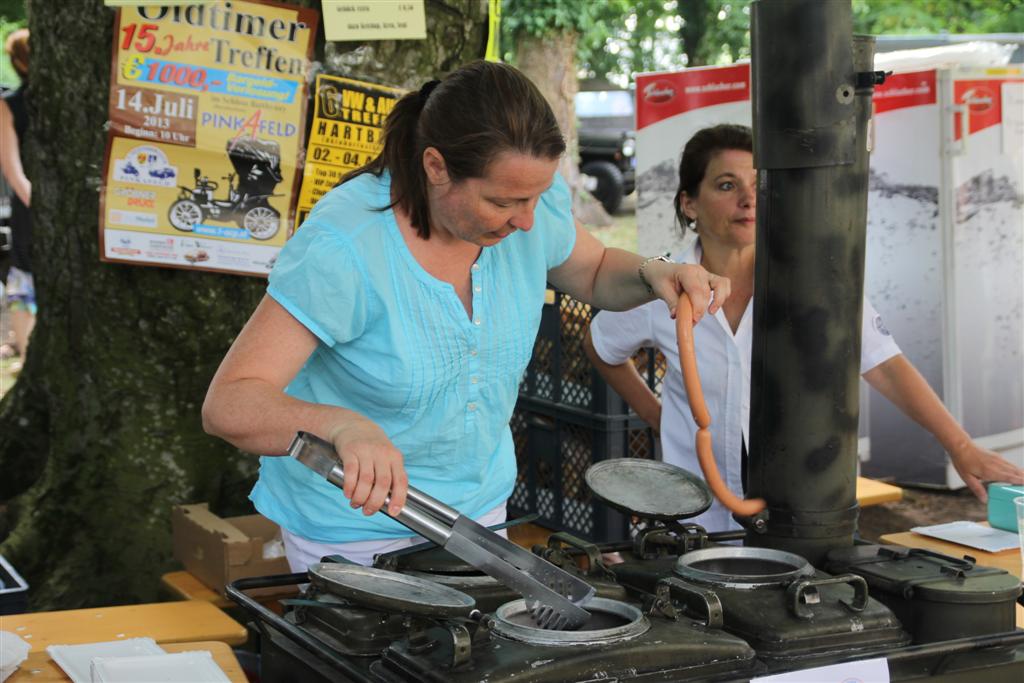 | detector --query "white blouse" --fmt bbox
[590,239,901,532]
